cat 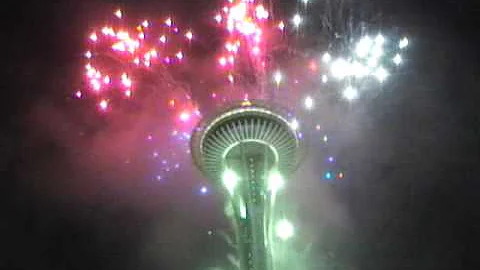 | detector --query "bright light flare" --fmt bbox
[393,54,402,65]
[239,200,247,219]
[214,14,222,23]
[322,52,331,63]
[222,169,240,195]
[355,36,373,58]
[375,34,385,45]
[342,86,358,101]
[230,2,247,21]
[399,37,409,49]
[321,74,328,83]
[185,30,193,40]
[89,33,98,42]
[290,118,299,130]
[276,219,294,240]
[274,71,283,85]
[371,43,384,59]
[159,35,167,43]
[374,67,389,82]
[304,96,314,110]
[268,171,285,192]
[114,9,122,19]
[219,57,227,66]
[351,61,369,78]
[98,99,109,111]
[165,17,173,27]
[90,79,101,91]
[176,51,184,60]
[292,14,302,27]
[74,90,82,98]
[121,73,132,87]
[330,58,349,79]
[179,111,191,122]
[255,5,269,20]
